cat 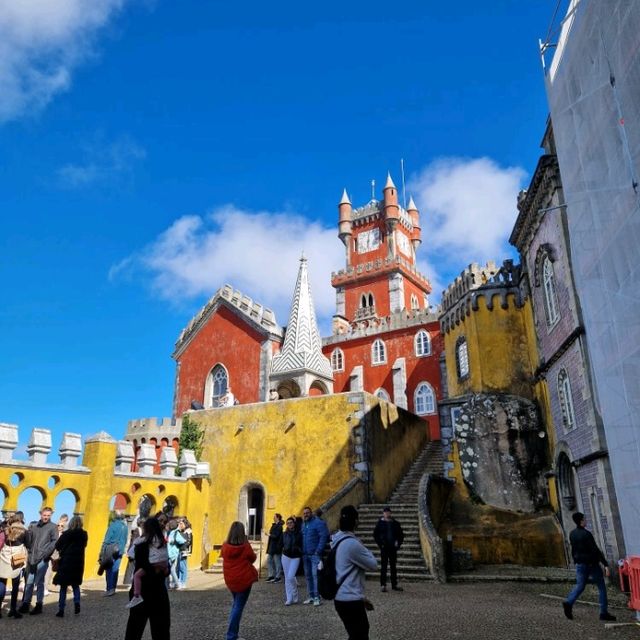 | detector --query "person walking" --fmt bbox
[281,516,303,605]
[563,512,616,622]
[53,516,88,617]
[222,521,258,640]
[124,518,144,586]
[124,516,171,640]
[333,505,378,640]
[301,506,329,606]
[266,513,284,583]
[19,506,58,615]
[0,513,27,618]
[373,506,404,593]
[100,512,128,596]
[178,518,192,589]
